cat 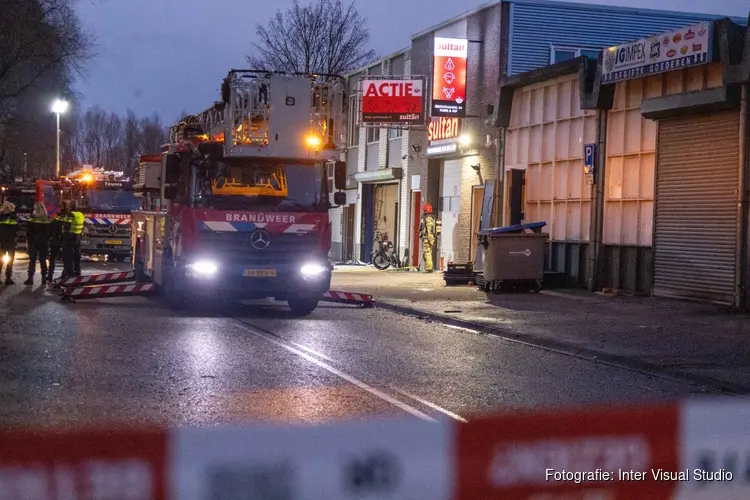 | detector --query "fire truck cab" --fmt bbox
[132,70,347,315]
[58,169,138,261]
